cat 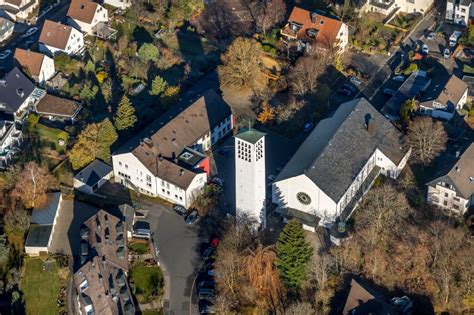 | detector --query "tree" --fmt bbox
[275,219,312,291]
[4,208,29,236]
[68,118,118,170]
[257,101,275,124]
[256,0,286,35]
[400,98,417,124]
[191,185,218,217]
[150,75,168,95]
[11,162,56,209]
[243,244,283,312]
[218,37,265,90]
[160,85,180,109]
[54,53,72,72]
[289,55,326,96]
[79,81,99,105]
[138,43,159,63]
[114,96,137,131]
[407,117,447,165]
[286,302,315,315]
